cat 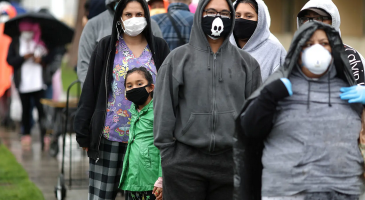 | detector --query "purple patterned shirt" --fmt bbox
[102,37,157,143]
